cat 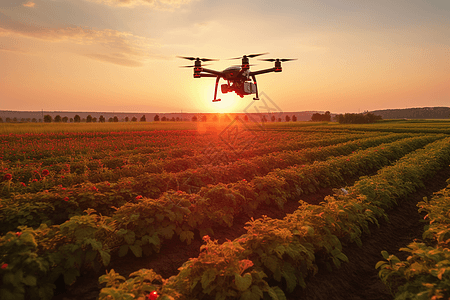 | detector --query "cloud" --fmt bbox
[0,13,161,66]
[83,53,144,67]
[86,0,194,9]
[22,1,35,8]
